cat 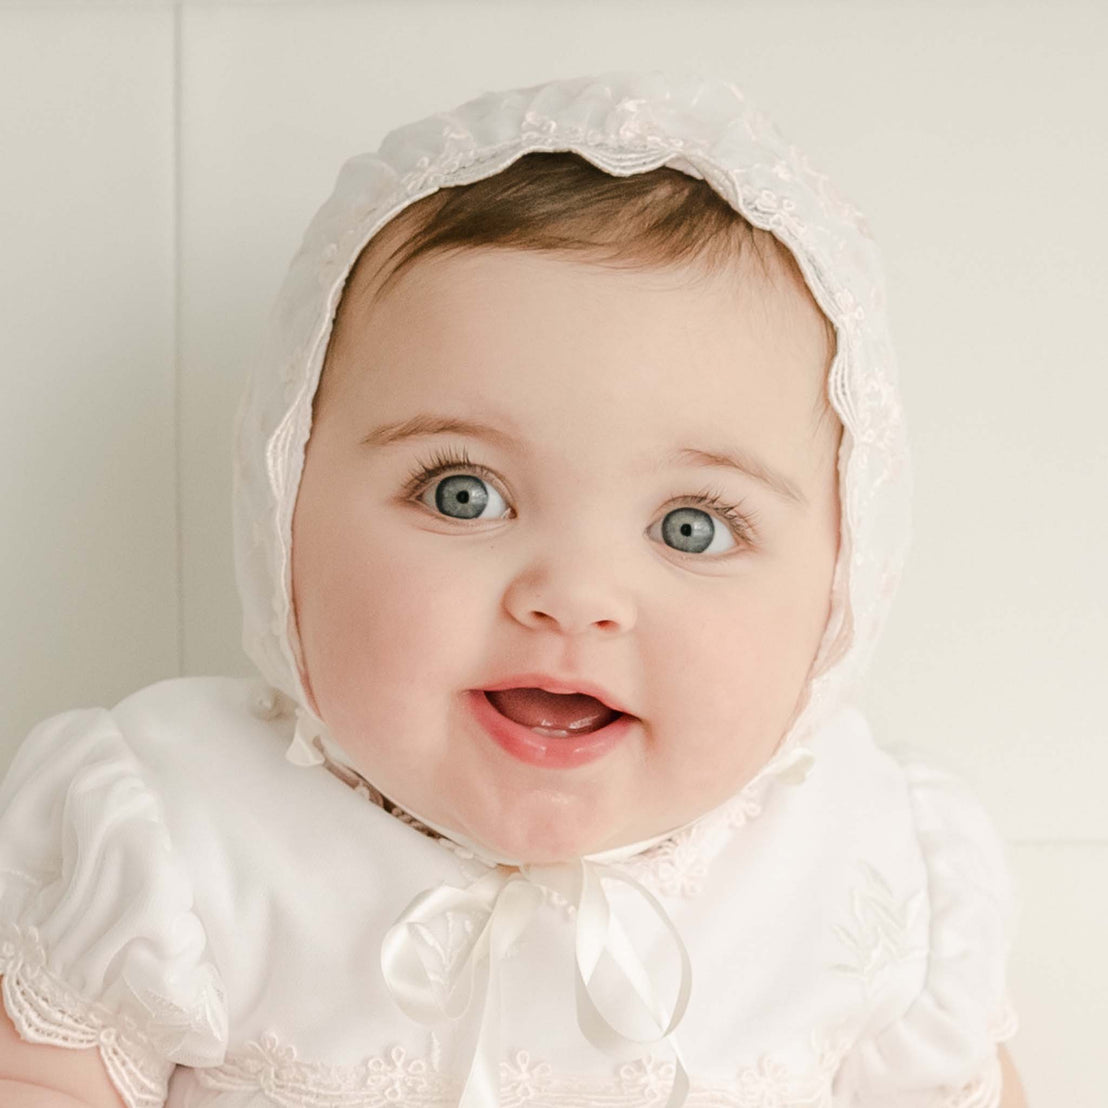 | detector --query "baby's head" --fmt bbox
[288,152,843,864]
